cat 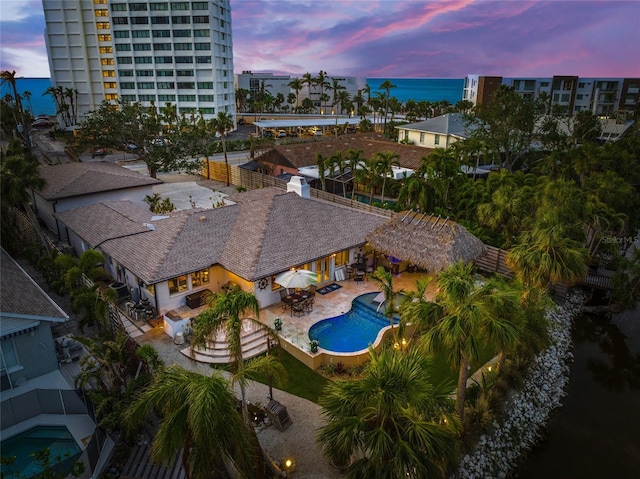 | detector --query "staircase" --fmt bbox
[180,320,269,364]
